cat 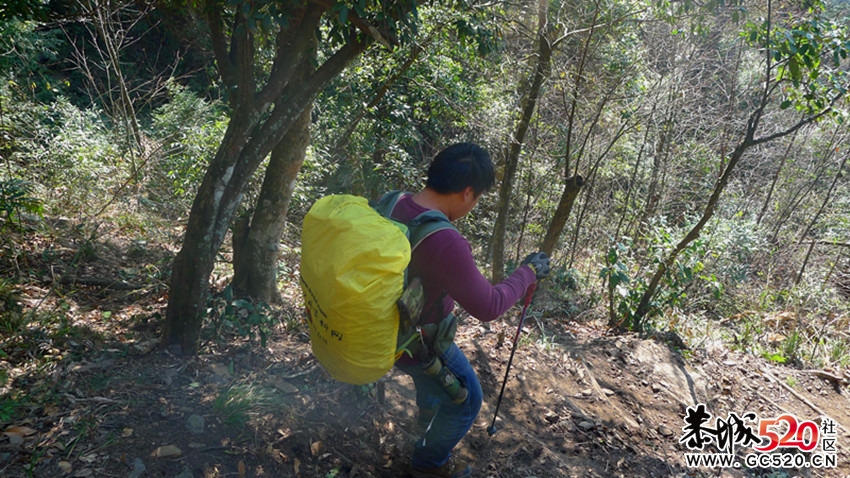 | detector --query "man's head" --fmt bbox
[426,143,495,197]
